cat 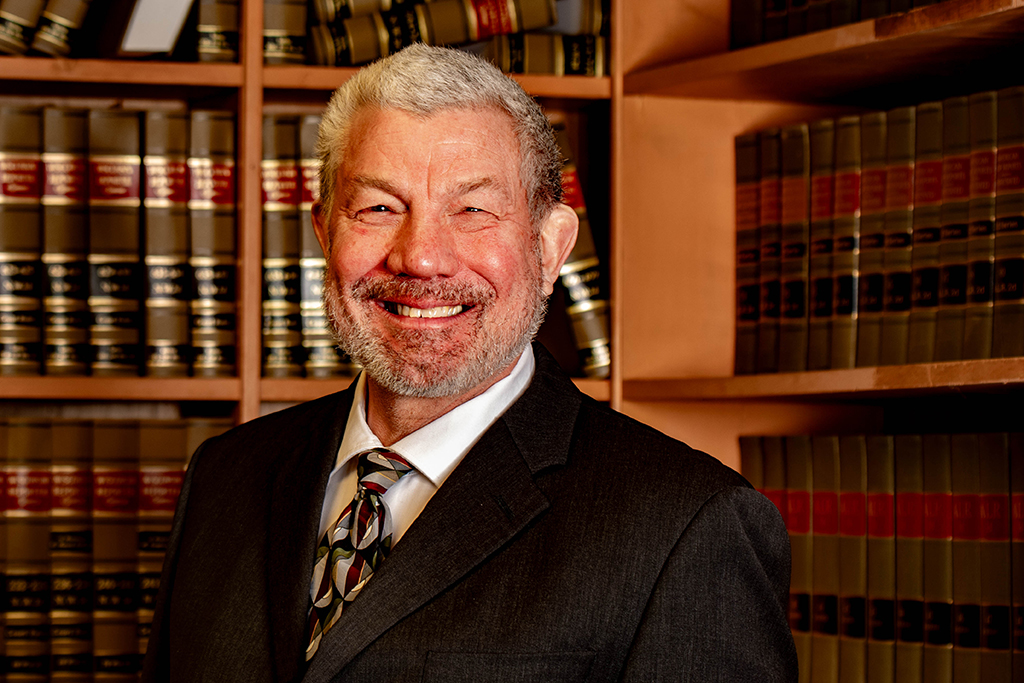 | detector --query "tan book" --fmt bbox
[806,119,835,372]
[838,435,867,683]
[778,124,811,373]
[811,435,840,683]
[1009,433,1024,679]
[763,435,788,522]
[951,433,982,683]
[786,435,813,681]
[758,129,783,373]
[866,434,895,683]
[963,92,997,360]
[894,434,924,682]
[184,417,232,468]
[739,435,765,491]
[879,106,915,367]
[734,133,761,376]
[50,419,94,682]
[484,33,605,76]
[922,433,953,683]
[830,116,861,370]
[0,0,45,54]
[263,0,307,64]
[31,0,93,56]
[856,112,887,367]
[978,432,1011,682]
[196,0,239,62]
[907,102,943,364]
[4,418,53,677]
[992,87,1024,358]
